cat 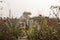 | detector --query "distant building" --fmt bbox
[19,12,33,29]
[19,13,43,30]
